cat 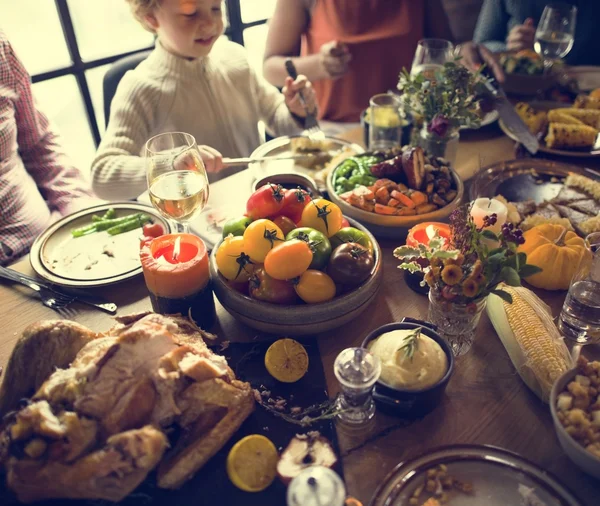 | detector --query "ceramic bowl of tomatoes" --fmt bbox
[209,183,383,336]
